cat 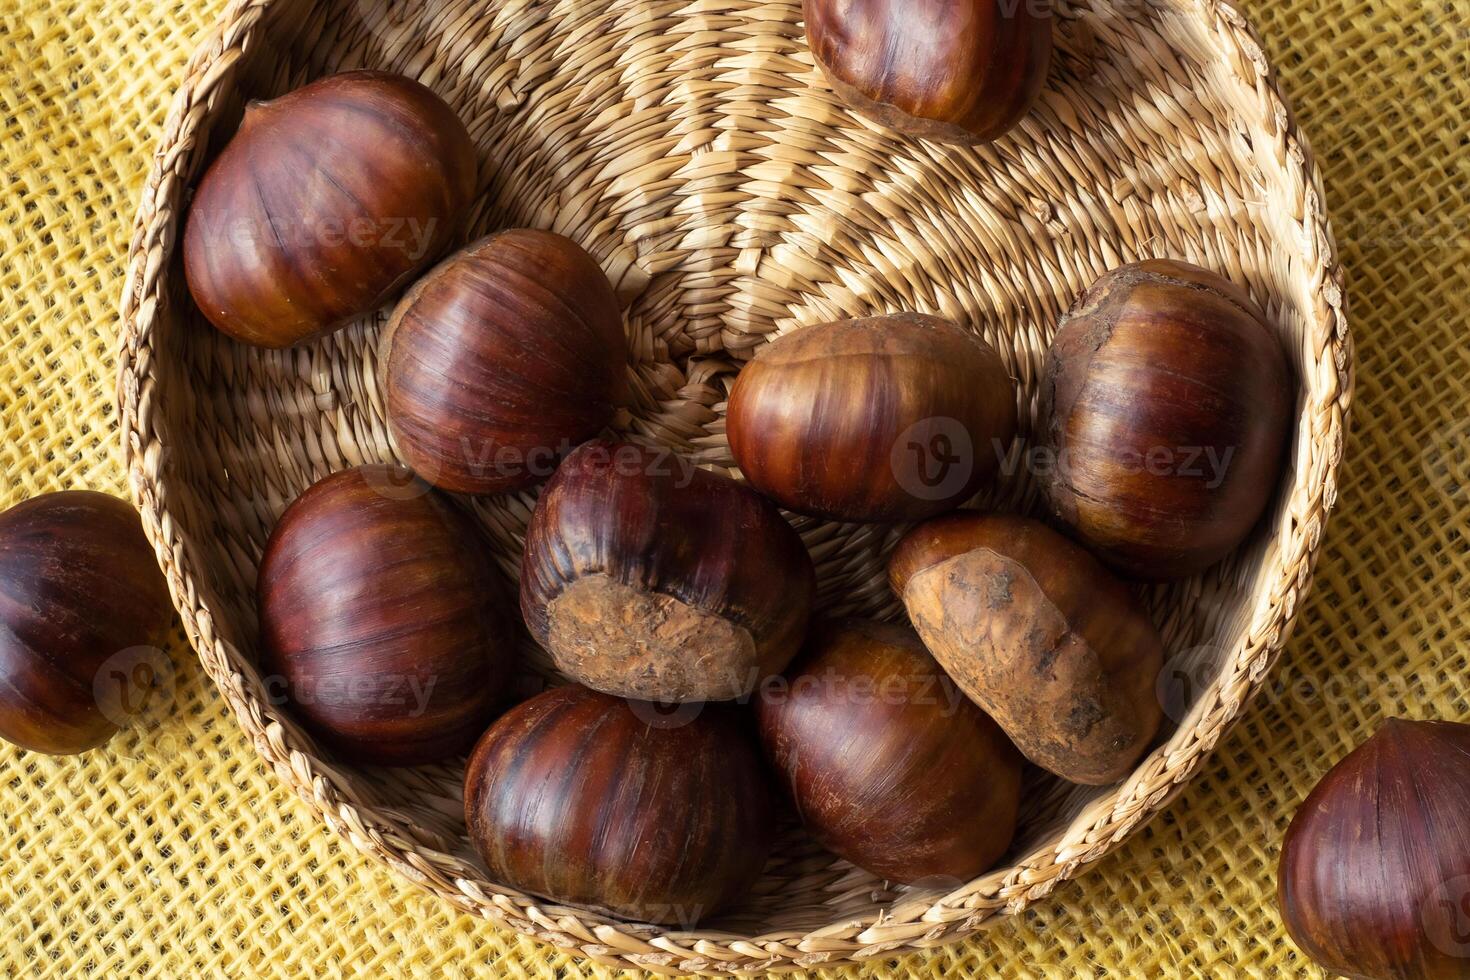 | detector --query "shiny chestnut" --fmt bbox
[756,619,1022,883]
[890,512,1164,785]
[520,441,815,703]
[805,0,1053,144]
[1278,720,1470,980]
[1040,260,1293,580]
[257,465,516,765]
[465,684,776,925]
[381,229,628,494]
[726,314,1017,523]
[0,491,173,755]
[184,71,476,347]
